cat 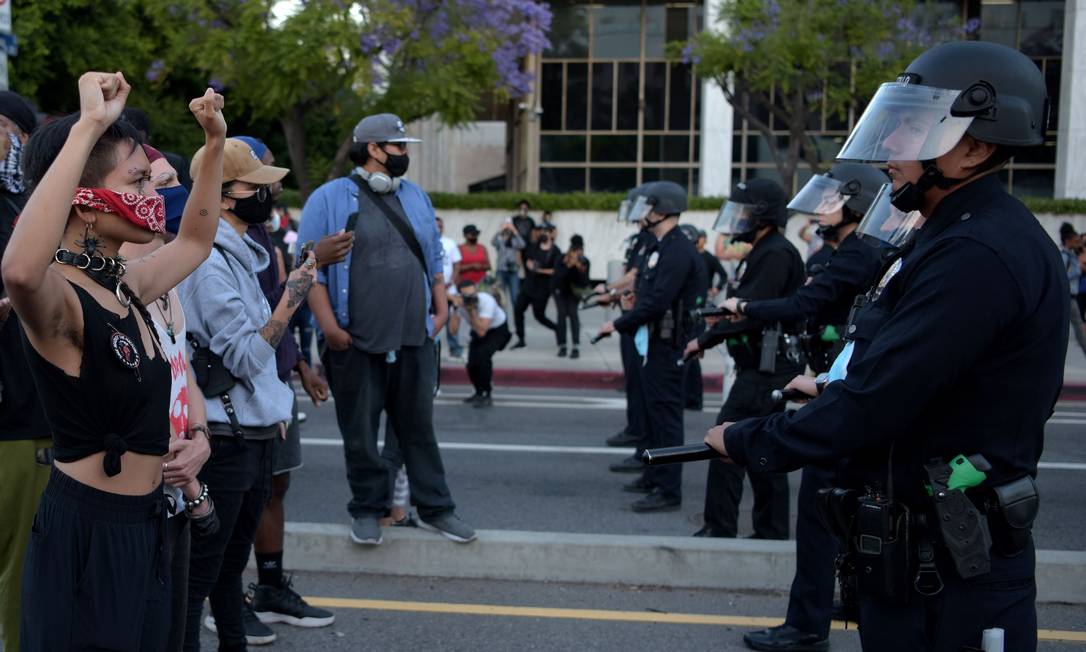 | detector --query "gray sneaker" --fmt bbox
[350,515,383,545]
[419,512,477,543]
